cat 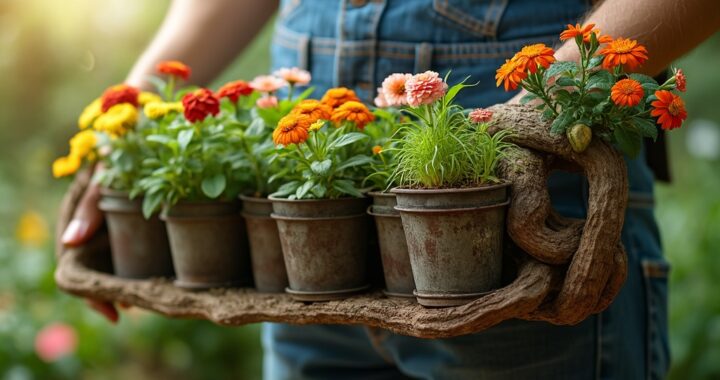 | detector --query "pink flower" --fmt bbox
[34,323,77,362]
[256,95,278,109]
[374,88,389,108]
[273,67,311,86]
[250,75,287,93]
[469,108,493,123]
[381,73,412,106]
[674,68,686,92]
[405,71,447,107]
